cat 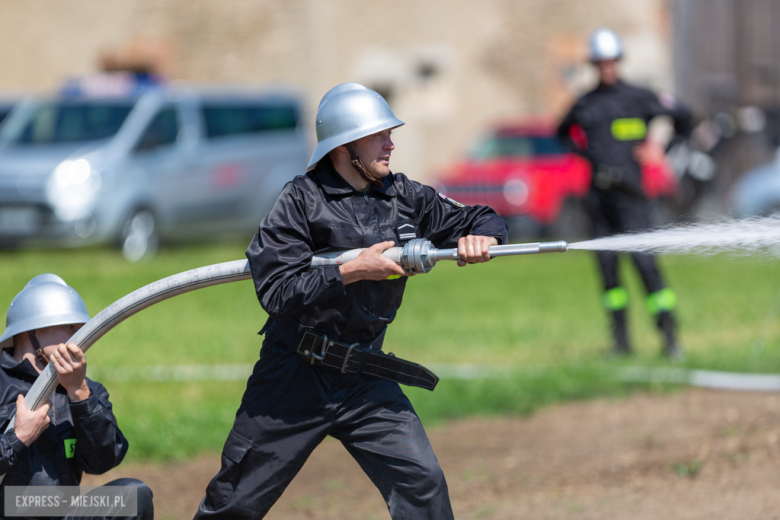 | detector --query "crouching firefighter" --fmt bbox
[0,274,154,520]
[194,83,508,519]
